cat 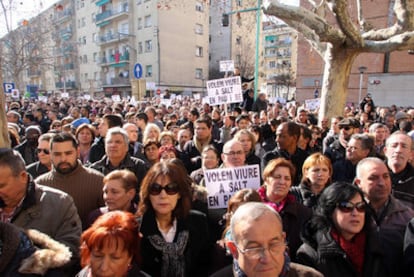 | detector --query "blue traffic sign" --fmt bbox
[134,63,143,79]
[3,82,15,93]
